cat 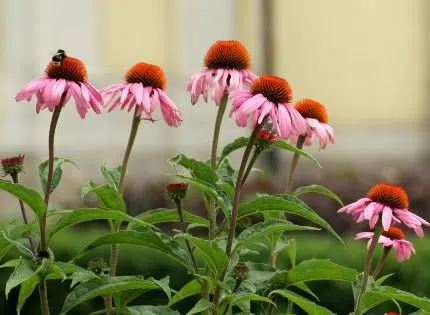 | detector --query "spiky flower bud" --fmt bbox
[1,155,25,177]
[165,182,189,201]
[255,130,277,151]
[232,263,249,281]
[88,257,109,276]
